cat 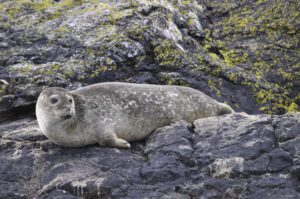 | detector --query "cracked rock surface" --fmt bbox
[0,113,299,199]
